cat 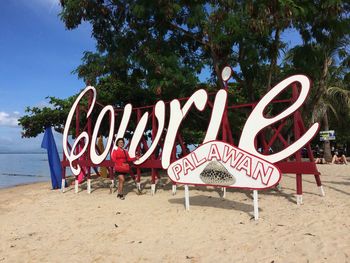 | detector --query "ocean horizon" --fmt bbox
[0,152,67,189]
